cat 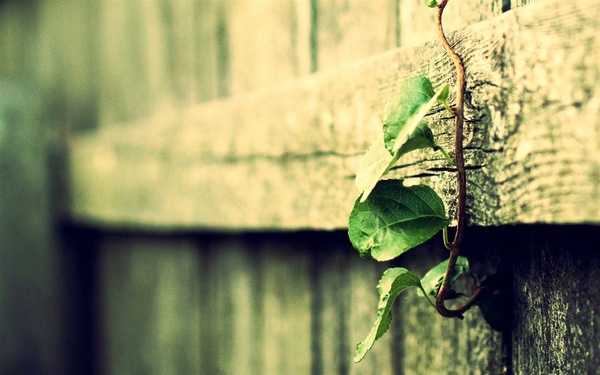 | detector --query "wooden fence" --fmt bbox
[1,0,599,374]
